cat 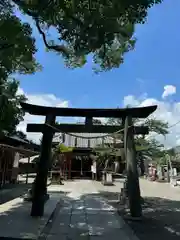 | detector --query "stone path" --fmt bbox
[0,193,60,239]
[0,180,137,240]
[46,180,137,240]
